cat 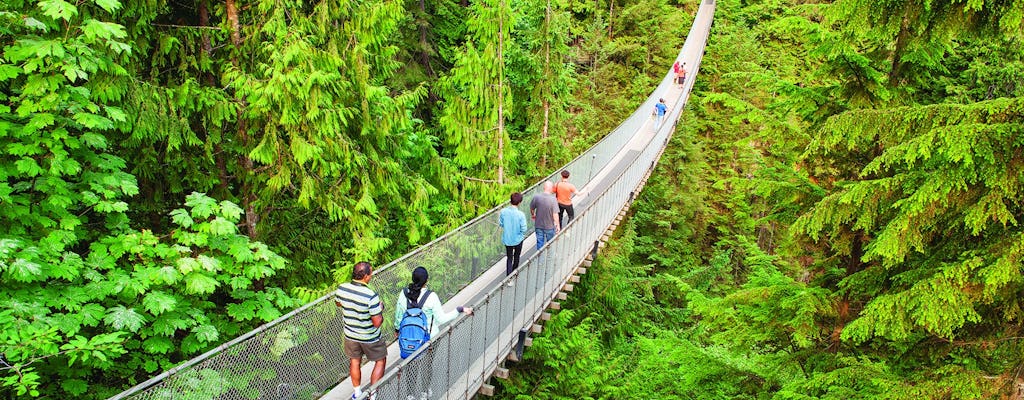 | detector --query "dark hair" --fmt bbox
[406,267,429,303]
[352,261,372,280]
[561,170,570,178]
[510,192,523,206]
